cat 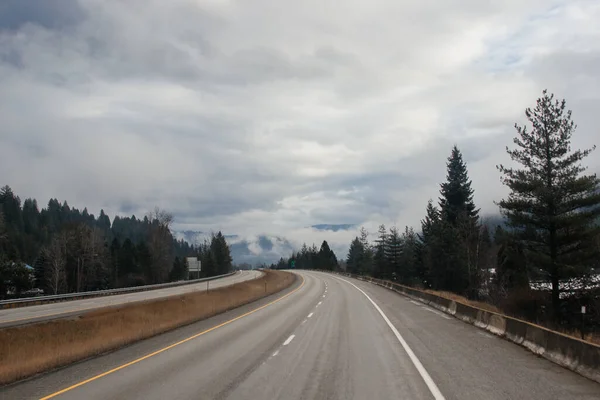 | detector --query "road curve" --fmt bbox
[1,271,599,399]
[0,270,263,328]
